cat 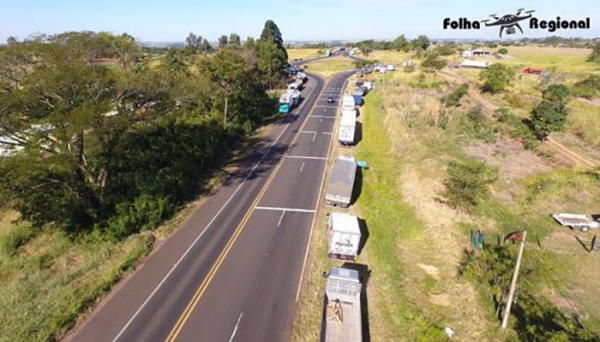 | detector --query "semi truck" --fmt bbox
[320,267,362,342]
[342,95,355,111]
[279,90,301,114]
[327,213,361,261]
[338,110,356,146]
[287,79,304,91]
[296,72,308,82]
[460,60,491,69]
[351,92,363,106]
[279,93,293,114]
[325,155,357,208]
